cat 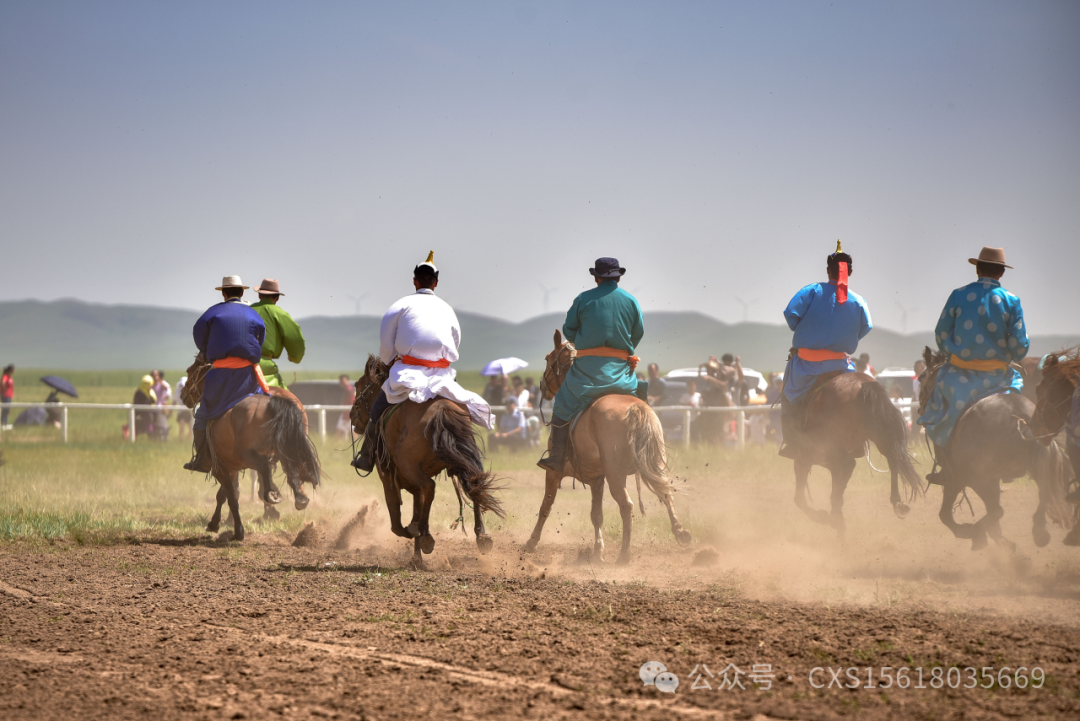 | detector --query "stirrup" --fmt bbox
[537,451,563,473]
[925,469,945,486]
